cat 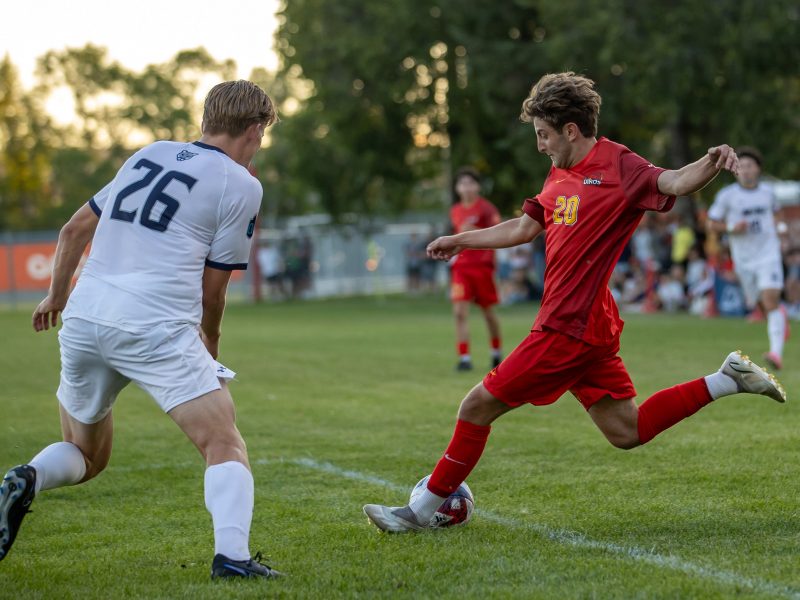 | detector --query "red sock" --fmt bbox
[457,342,469,356]
[491,337,501,350]
[637,378,713,444]
[428,419,491,497]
